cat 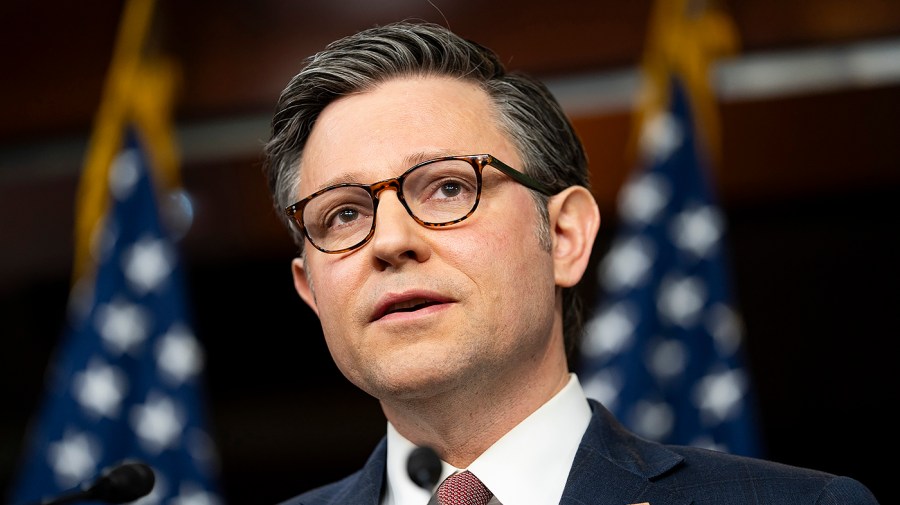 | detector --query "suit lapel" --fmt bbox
[301,437,387,505]
[310,401,693,505]
[560,400,692,505]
